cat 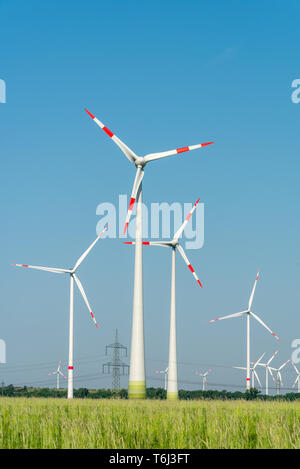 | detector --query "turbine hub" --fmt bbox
[135,157,146,168]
